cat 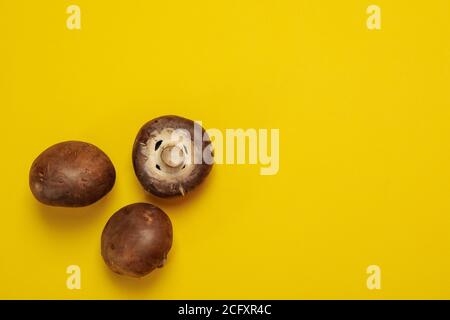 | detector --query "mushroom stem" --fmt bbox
[161,145,185,168]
